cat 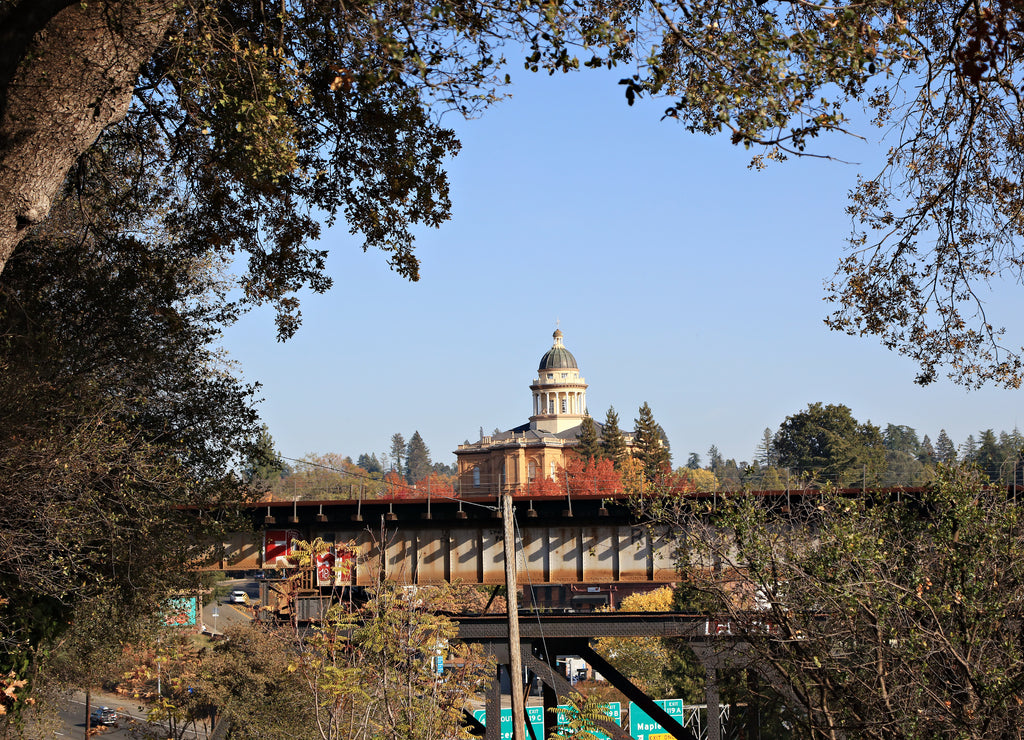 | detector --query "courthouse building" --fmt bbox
[455,329,631,494]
